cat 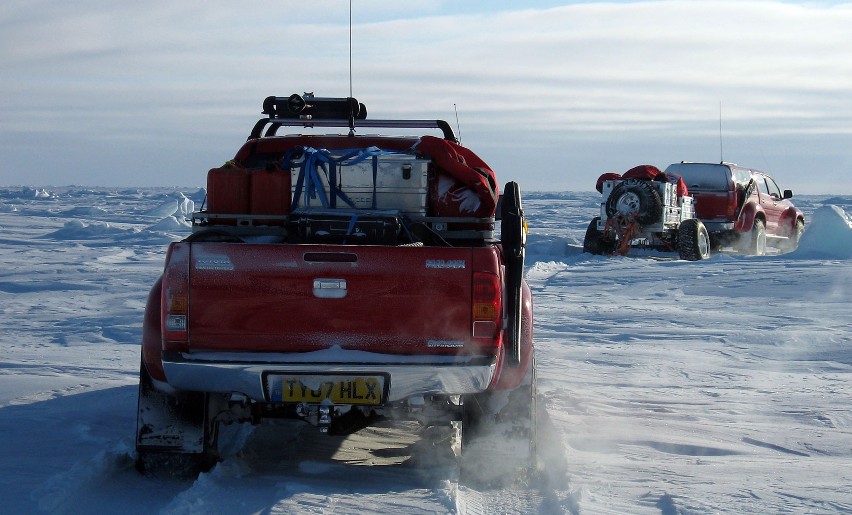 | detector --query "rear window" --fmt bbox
[664,163,732,191]
[731,168,752,187]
